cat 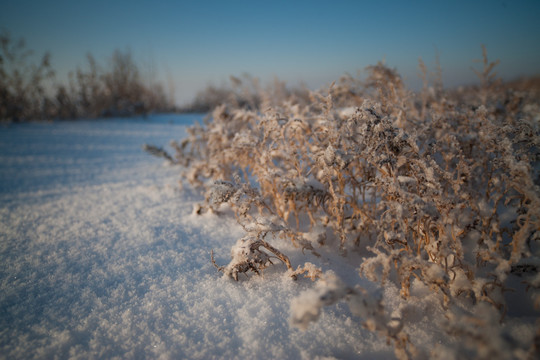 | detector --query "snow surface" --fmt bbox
[0,115,389,359]
[0,115,535,359]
